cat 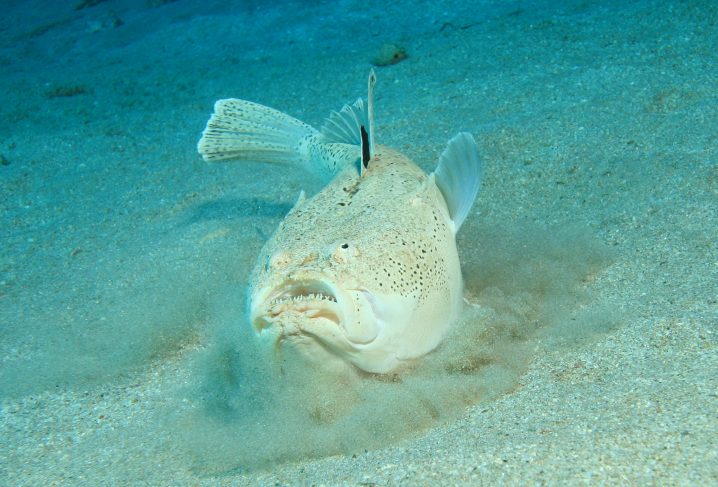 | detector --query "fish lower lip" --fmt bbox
[268,302,340,322]
[253,306,341,338]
